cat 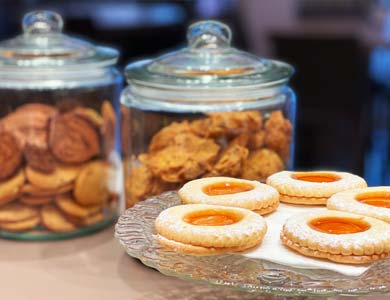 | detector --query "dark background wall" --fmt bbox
[0,0,388,185]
